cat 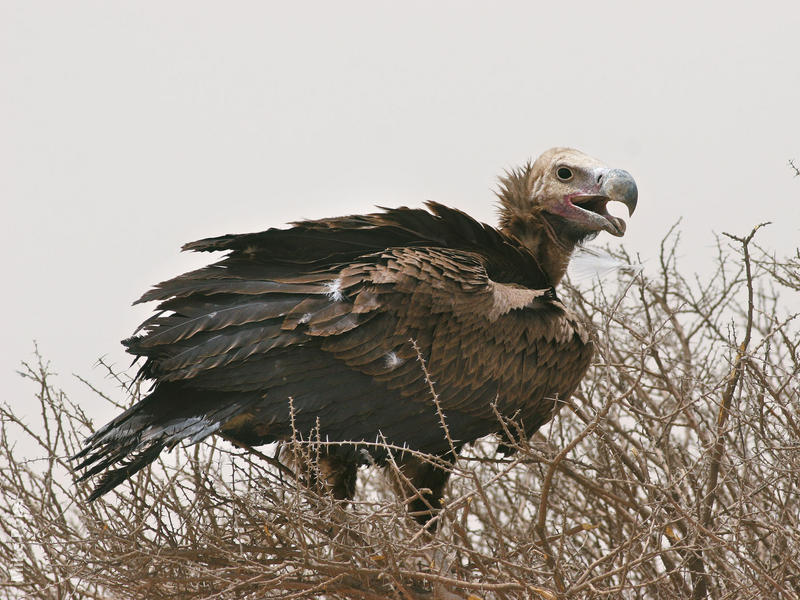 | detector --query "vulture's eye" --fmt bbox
[556,166,573,181]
